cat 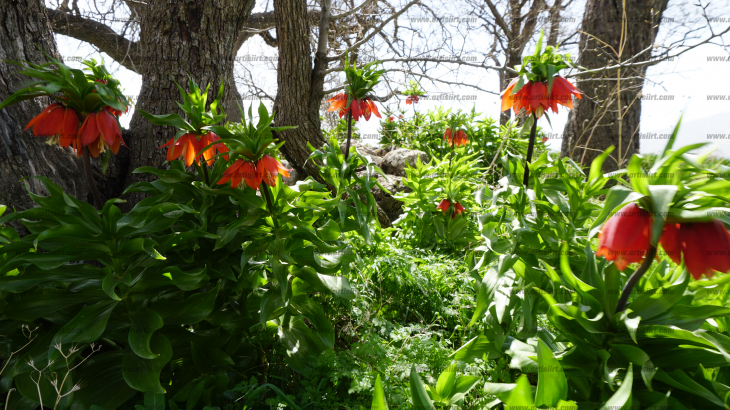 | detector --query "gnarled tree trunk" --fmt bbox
[560,0,669,172]
[272,0,327,178]
[121,0,255,207]
[0,0,87,232]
